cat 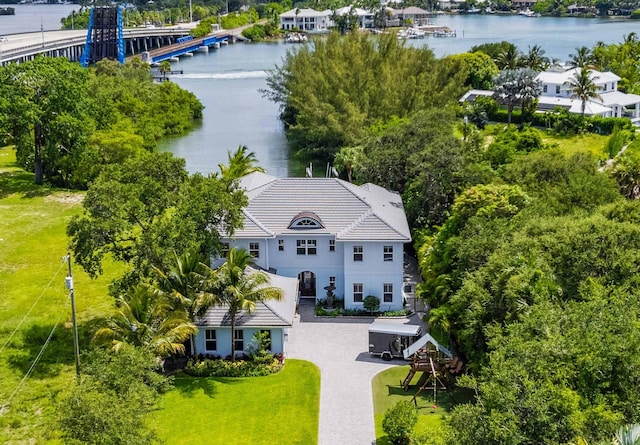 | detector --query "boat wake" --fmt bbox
[174,71,268,80]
